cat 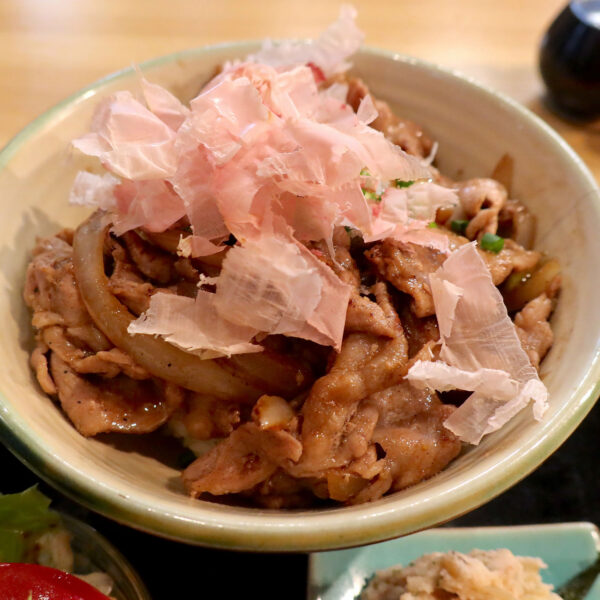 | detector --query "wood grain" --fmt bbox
[0,0,597,180]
